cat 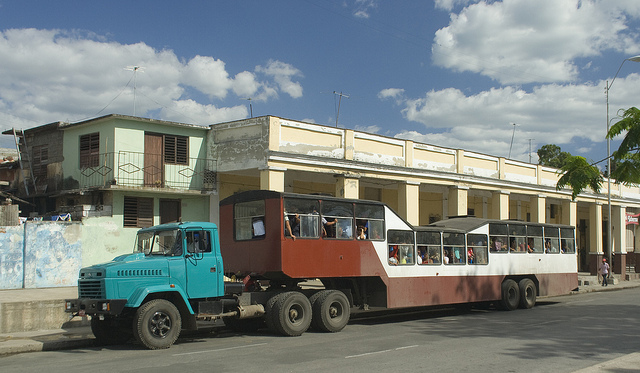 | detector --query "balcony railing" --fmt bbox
[77,151,216,191]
